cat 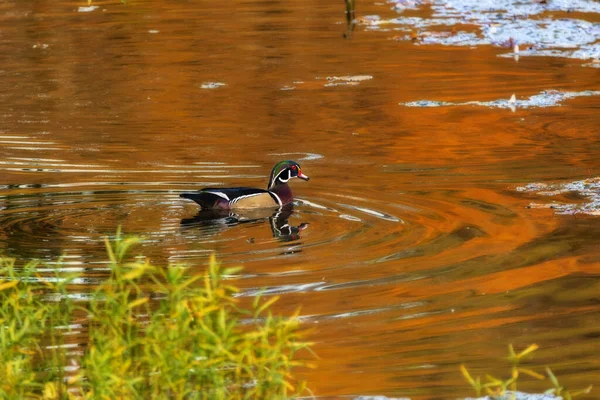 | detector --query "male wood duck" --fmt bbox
[180,161,309,209]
